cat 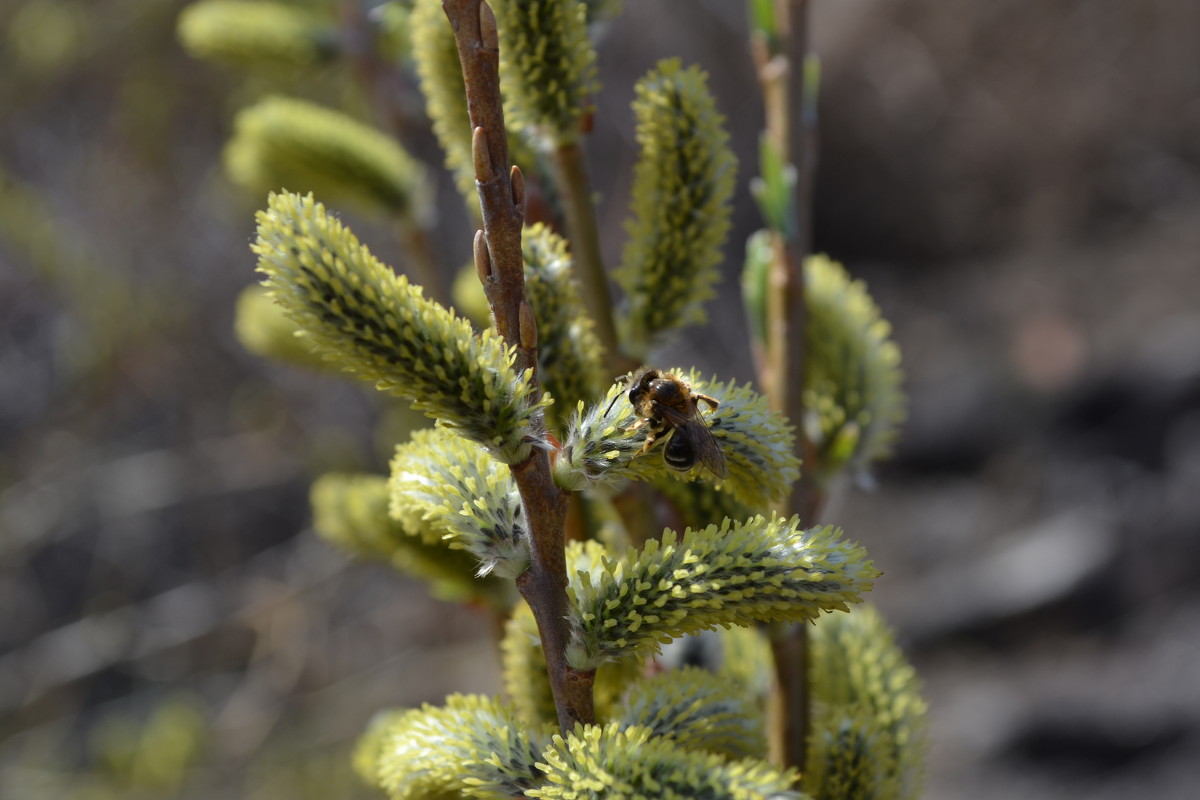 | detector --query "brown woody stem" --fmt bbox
[442,0,594,733]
